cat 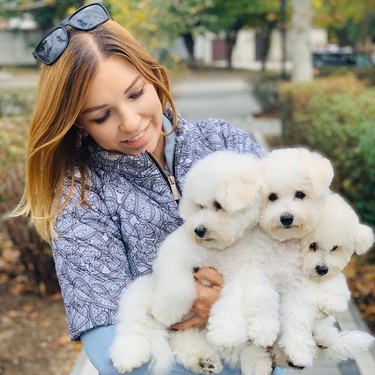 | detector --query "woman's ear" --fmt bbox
[74,121,88,136]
